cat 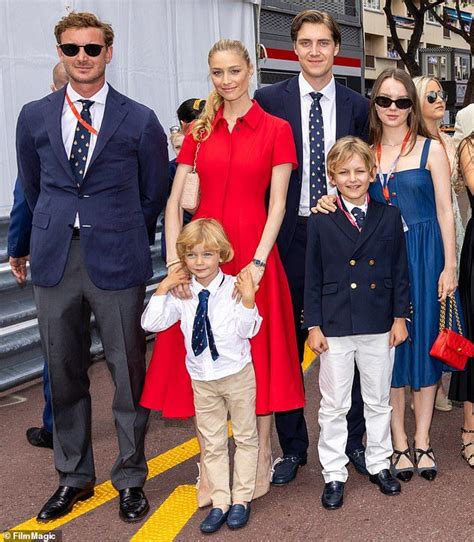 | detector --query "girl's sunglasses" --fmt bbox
[59,43,105,57]
[426,90,448,104]
[374,96,413,110]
